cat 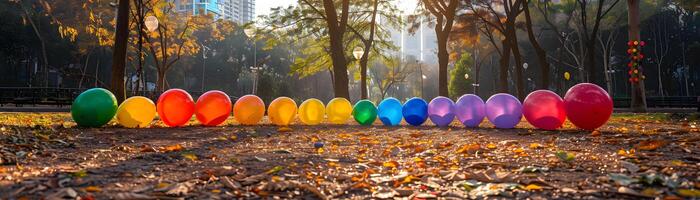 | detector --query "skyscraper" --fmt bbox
[173,0,255,24]
[173,0,222,18]
[218,0,255,24]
